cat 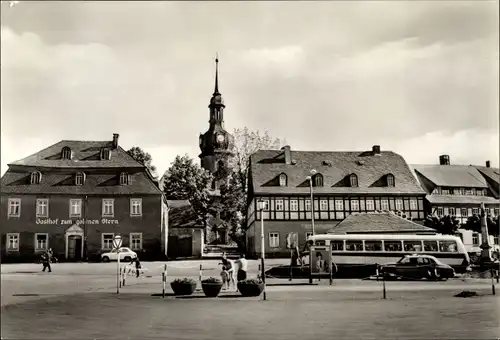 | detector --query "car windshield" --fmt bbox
[397,256,410,264]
